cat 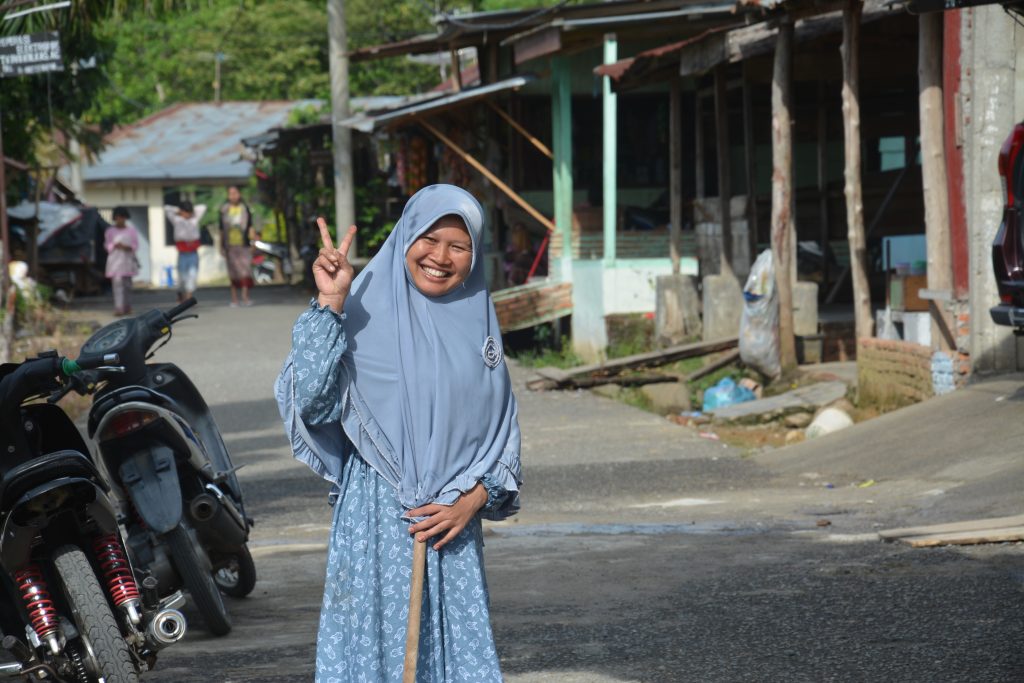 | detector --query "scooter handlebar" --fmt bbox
[165,297,197,320]
[64,353,120,374]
